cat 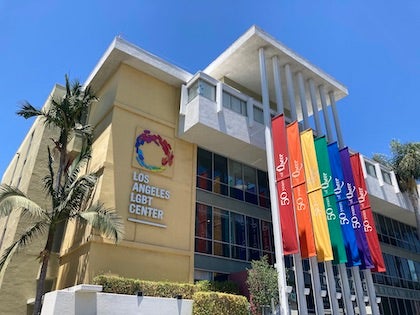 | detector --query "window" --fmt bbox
[197,148,212,191]
[365,161,377,178]
[196,147,270,208]
[195,204,212,254]
[253,106,264,124]
[188,79,216,102]
[223,92,247,116]
[213,208,230,257]
[381,169,392,185]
